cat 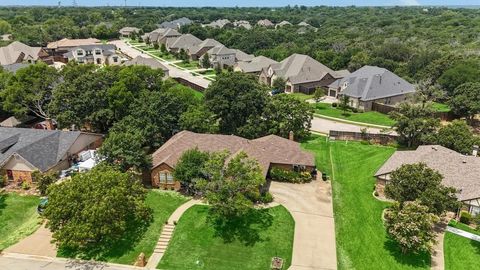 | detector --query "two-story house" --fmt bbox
[63,44,123,65]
